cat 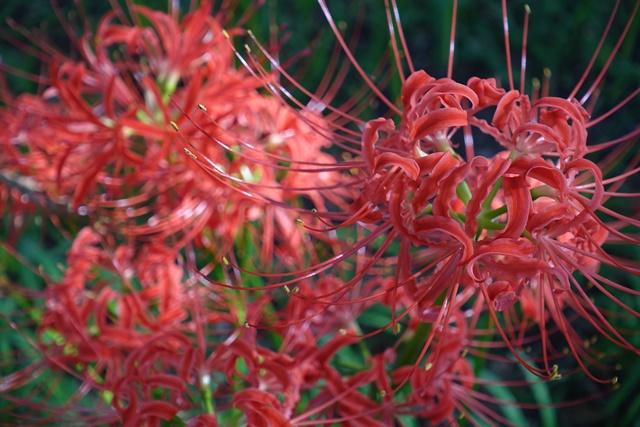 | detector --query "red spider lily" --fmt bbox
[1,47,356,427]
[1,0,343,272]
[177,92,347,268]
[233,0,640,385]
[1,224,258,424]
[0,229,193,423]
[1,1,233,247]
[11,226,494,426]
